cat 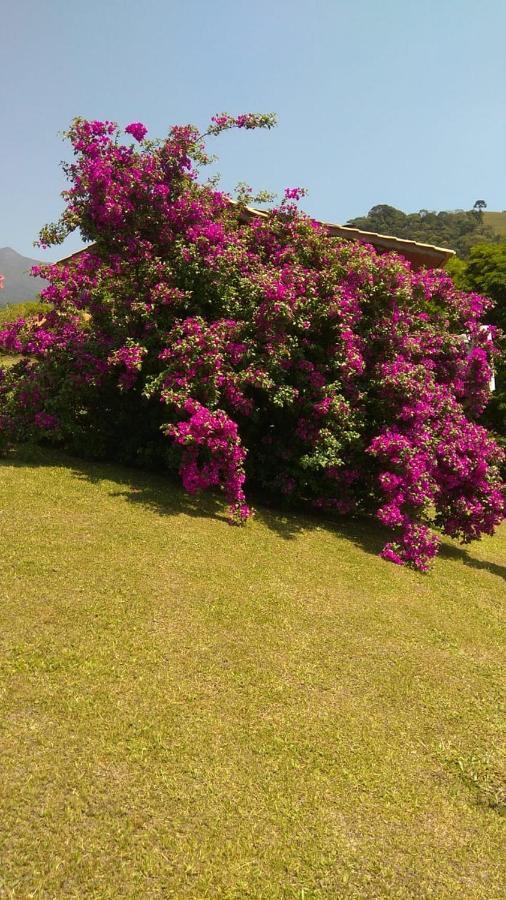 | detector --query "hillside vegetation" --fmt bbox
[347,206,502,258]
[1,445,505,898]
[0,300,49,324]
[484,211,506,237]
